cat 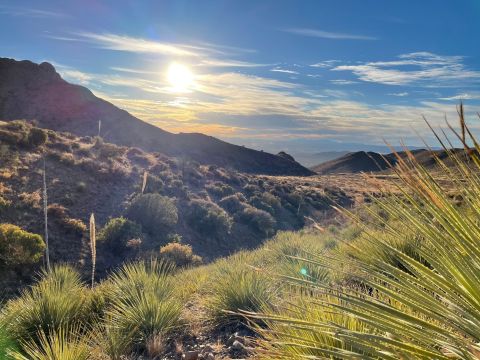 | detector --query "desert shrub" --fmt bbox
[62,218,87,235]
[18,191,42,208]
[243,183,260,196]
[0,323,18,357]
[205,182,234,198]
[48,150,75,165]
[26,127,48,148]
[10,328,90,360]
[0,195,11,211]
[0,224,45,268]
[218,192,247,214]
[208,265,275,327]
[104,160,131,180]
[0,129,23,145]
[105,260,182,352]
[47,203,67,218]
[186,199,232,236]
[98,217,143,256]
[159,243,202,268]
[237,206,276,237]
[98,142,125,159]
[143,174,164,194]
[2,266,92,343]
[127,194,178,235]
